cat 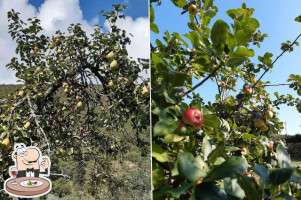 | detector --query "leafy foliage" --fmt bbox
[151,1,301,199]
